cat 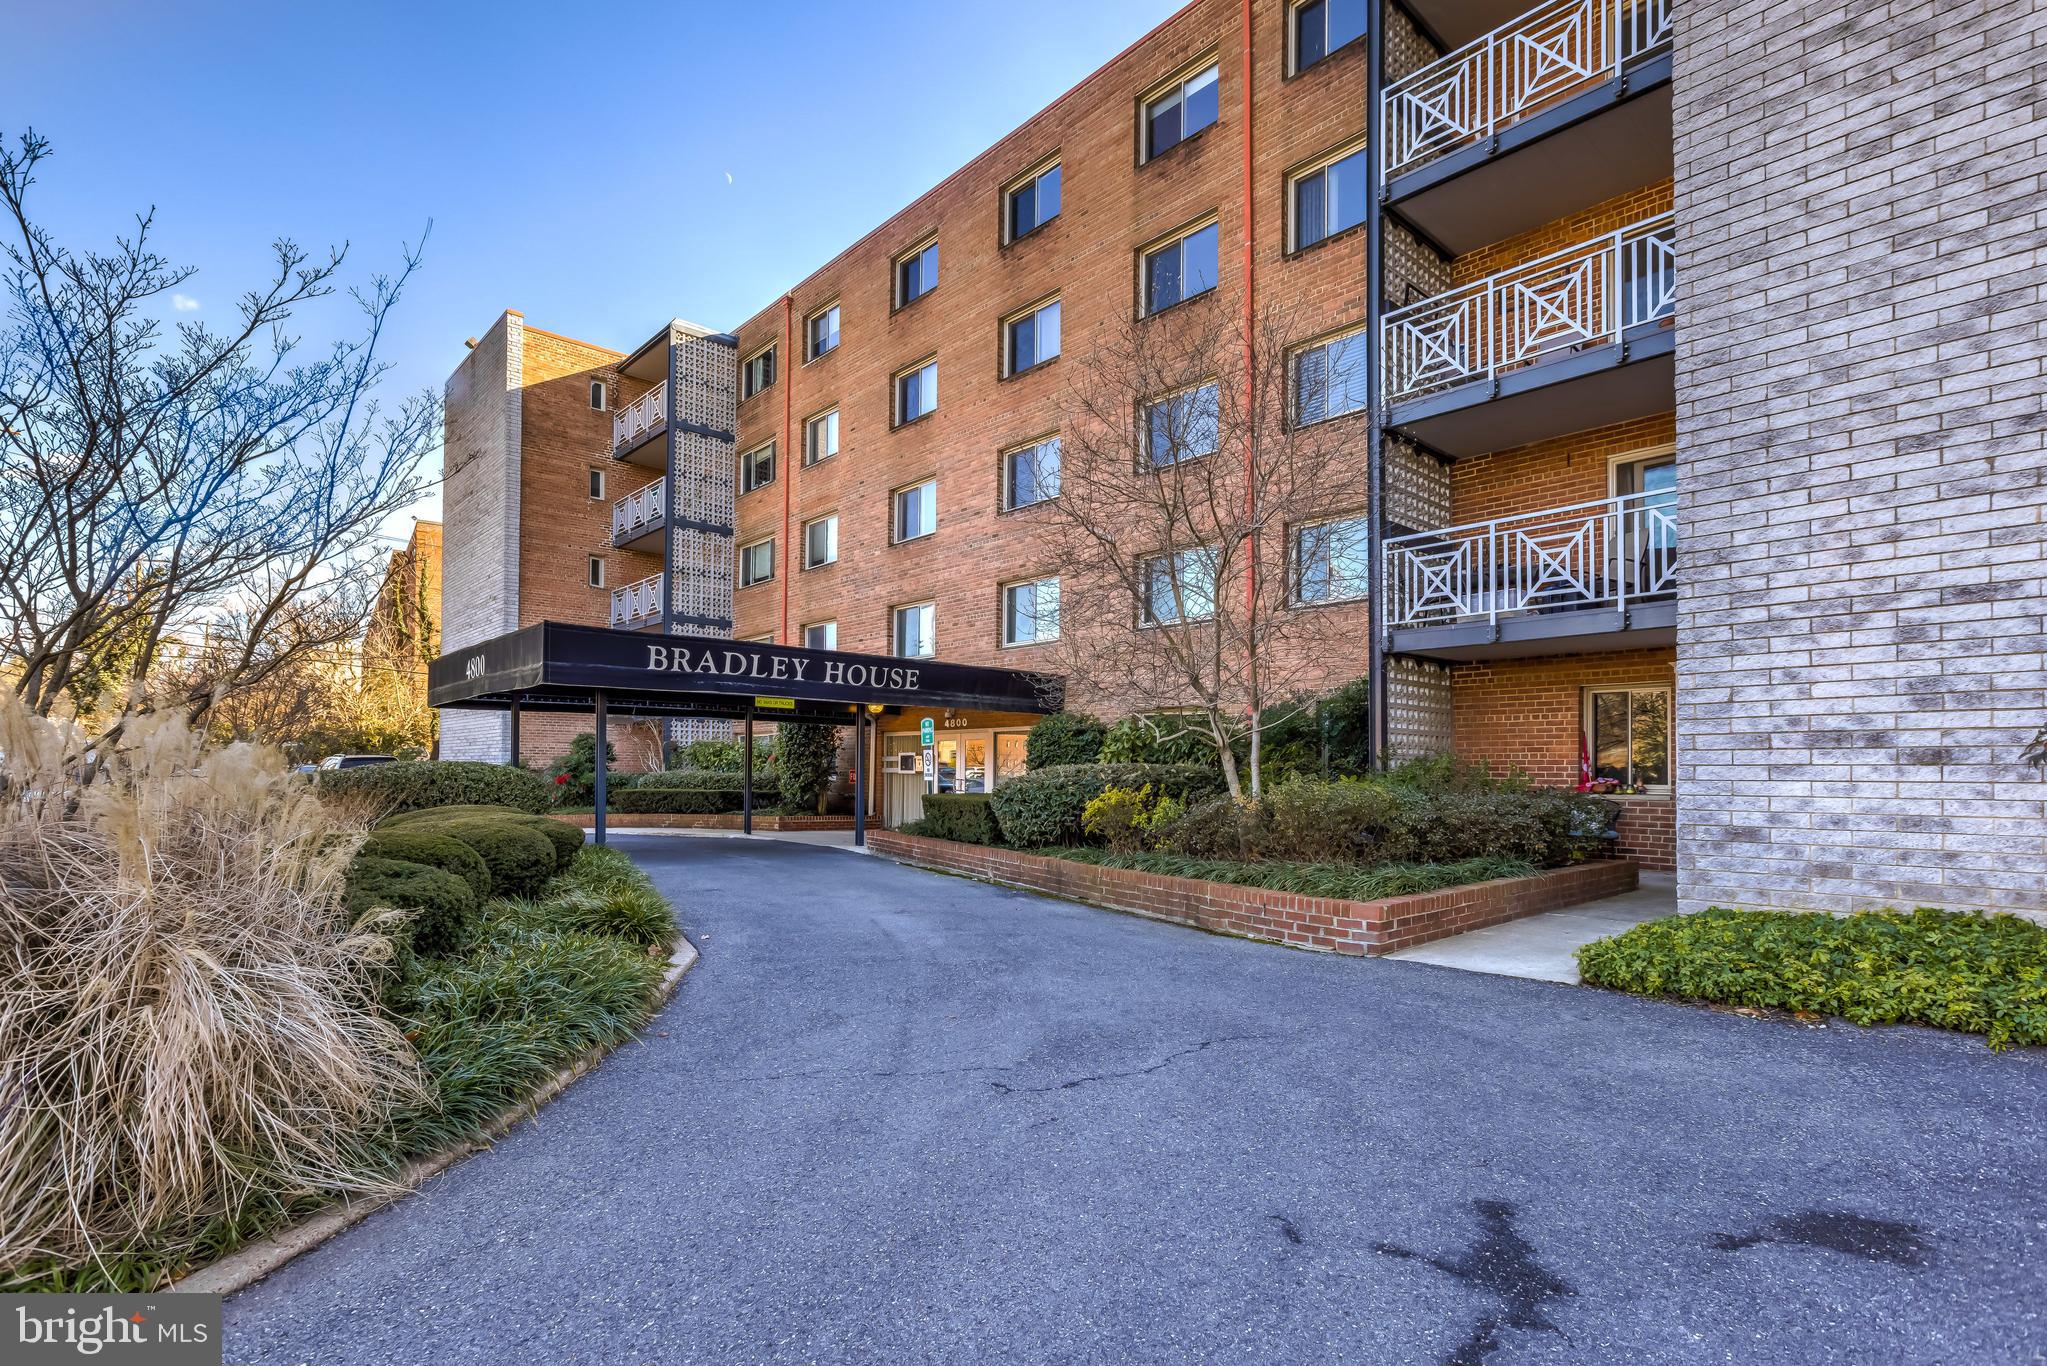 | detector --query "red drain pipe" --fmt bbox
[1240,0,1258,623]
[781,293,794,644]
